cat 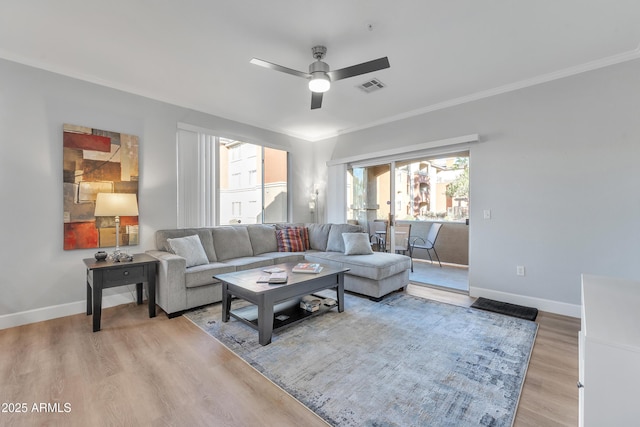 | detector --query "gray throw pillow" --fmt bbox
[167,235,209,267]
[343,233,374,255]
[327,224,363,252]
